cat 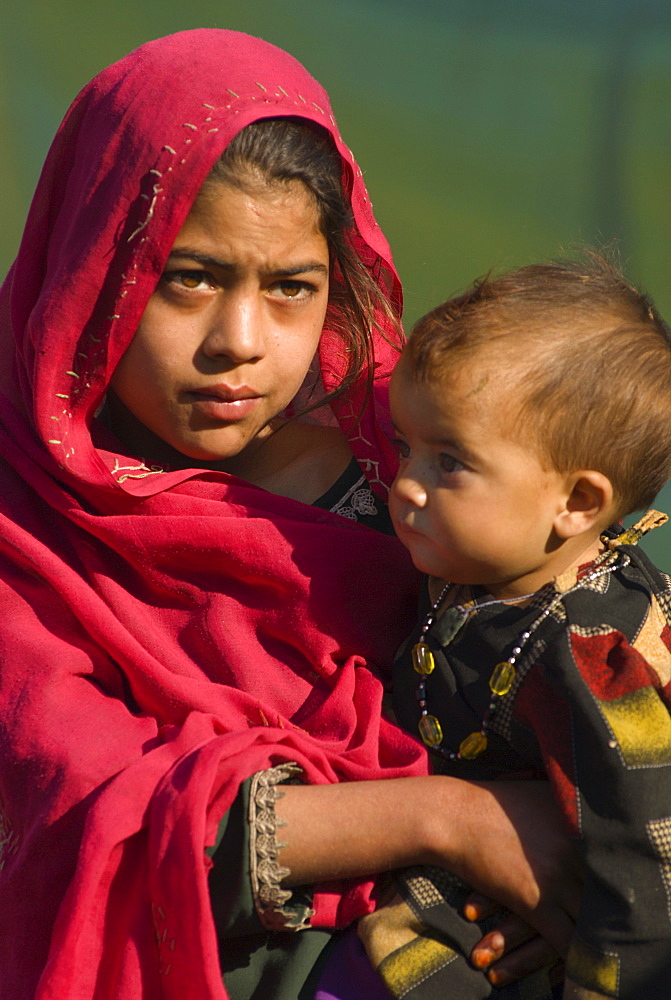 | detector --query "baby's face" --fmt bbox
[389,356,570,599]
